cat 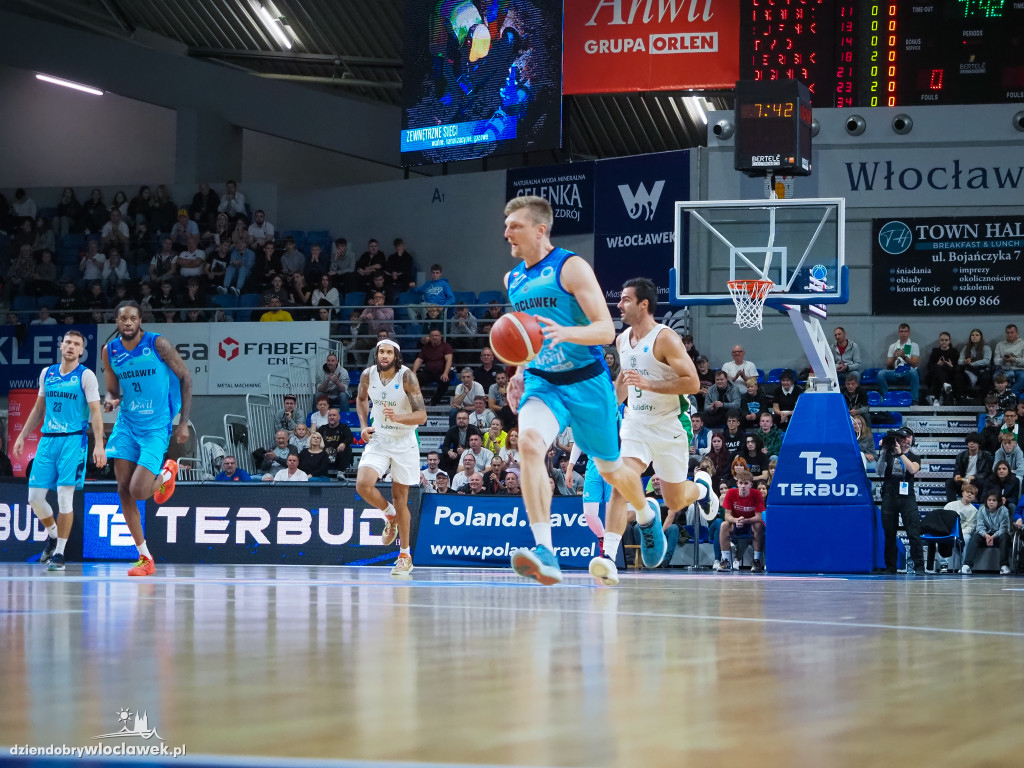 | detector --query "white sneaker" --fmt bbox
[693,470,719,521]
[216,285,227,294]
[588,555,619,586]
[960,564,972,574]
[1000,565,1011,575]
[712,559,721,571]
